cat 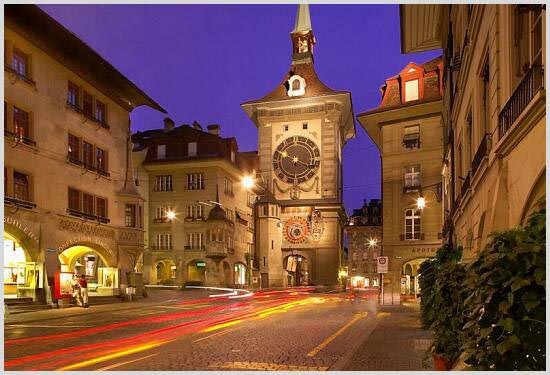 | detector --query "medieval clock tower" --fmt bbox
[242,5,355,287]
